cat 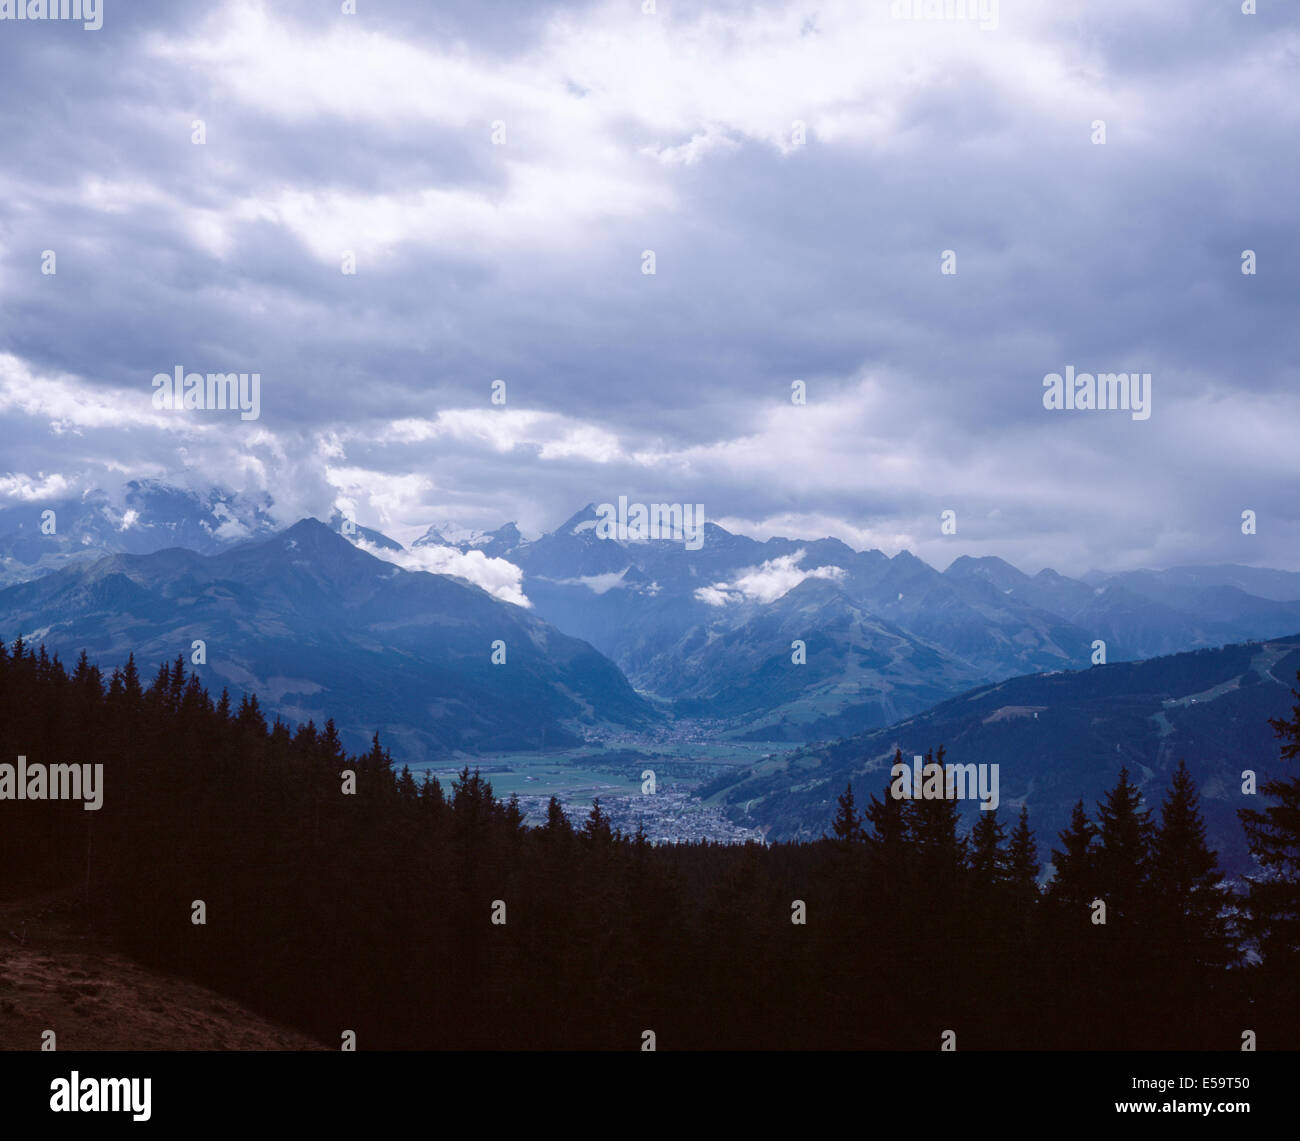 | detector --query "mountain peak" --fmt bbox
[260,518,381,569]
[280,516,335,541]
[419,519,486,546]
[326,513,404,552]
[945,554,1030,588]
[415,519,523,557]
[559,504,602,535]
